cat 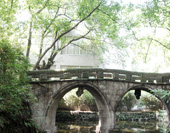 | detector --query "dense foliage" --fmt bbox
[0,40,37,132]
[117,91,138,111]
[117,90,163,111]
[139,92,163,110]
[150,89,170,103]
